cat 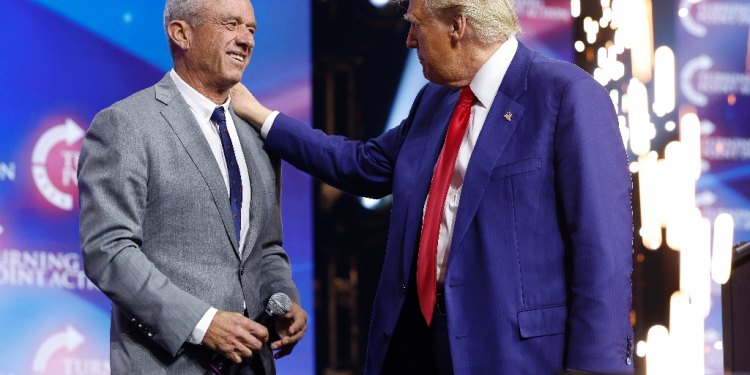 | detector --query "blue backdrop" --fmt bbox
[677,1,750,372]
[0,1,314,374]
